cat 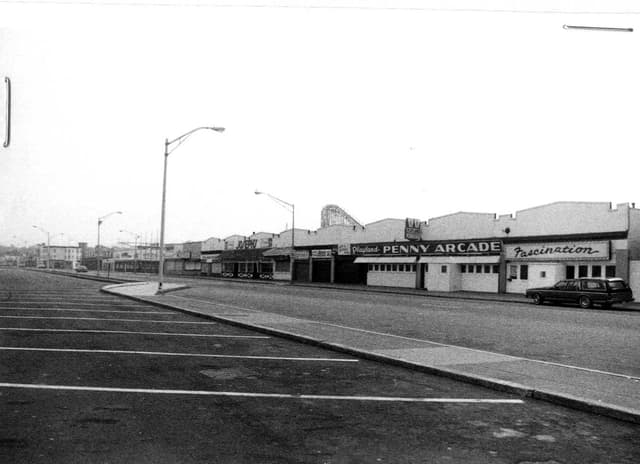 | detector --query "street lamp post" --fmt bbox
[32,225,51,270]
[158,126,225,293]
[254,190,295,281]
[120,229,140,273]
[97,211,122,277]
